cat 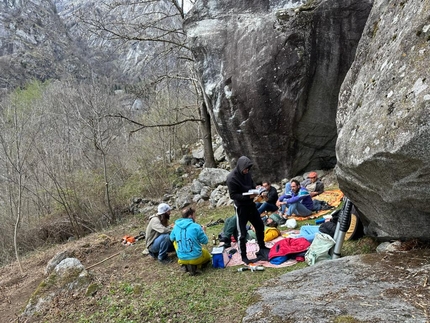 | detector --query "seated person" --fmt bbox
[276,180,313,218]
[145,203,176,264]
[170,207,211,275]
[286,172,325,211]
[248,213,282,242]
[301,171,324,197]
[218,215,251,248]
[255,181,279,215]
